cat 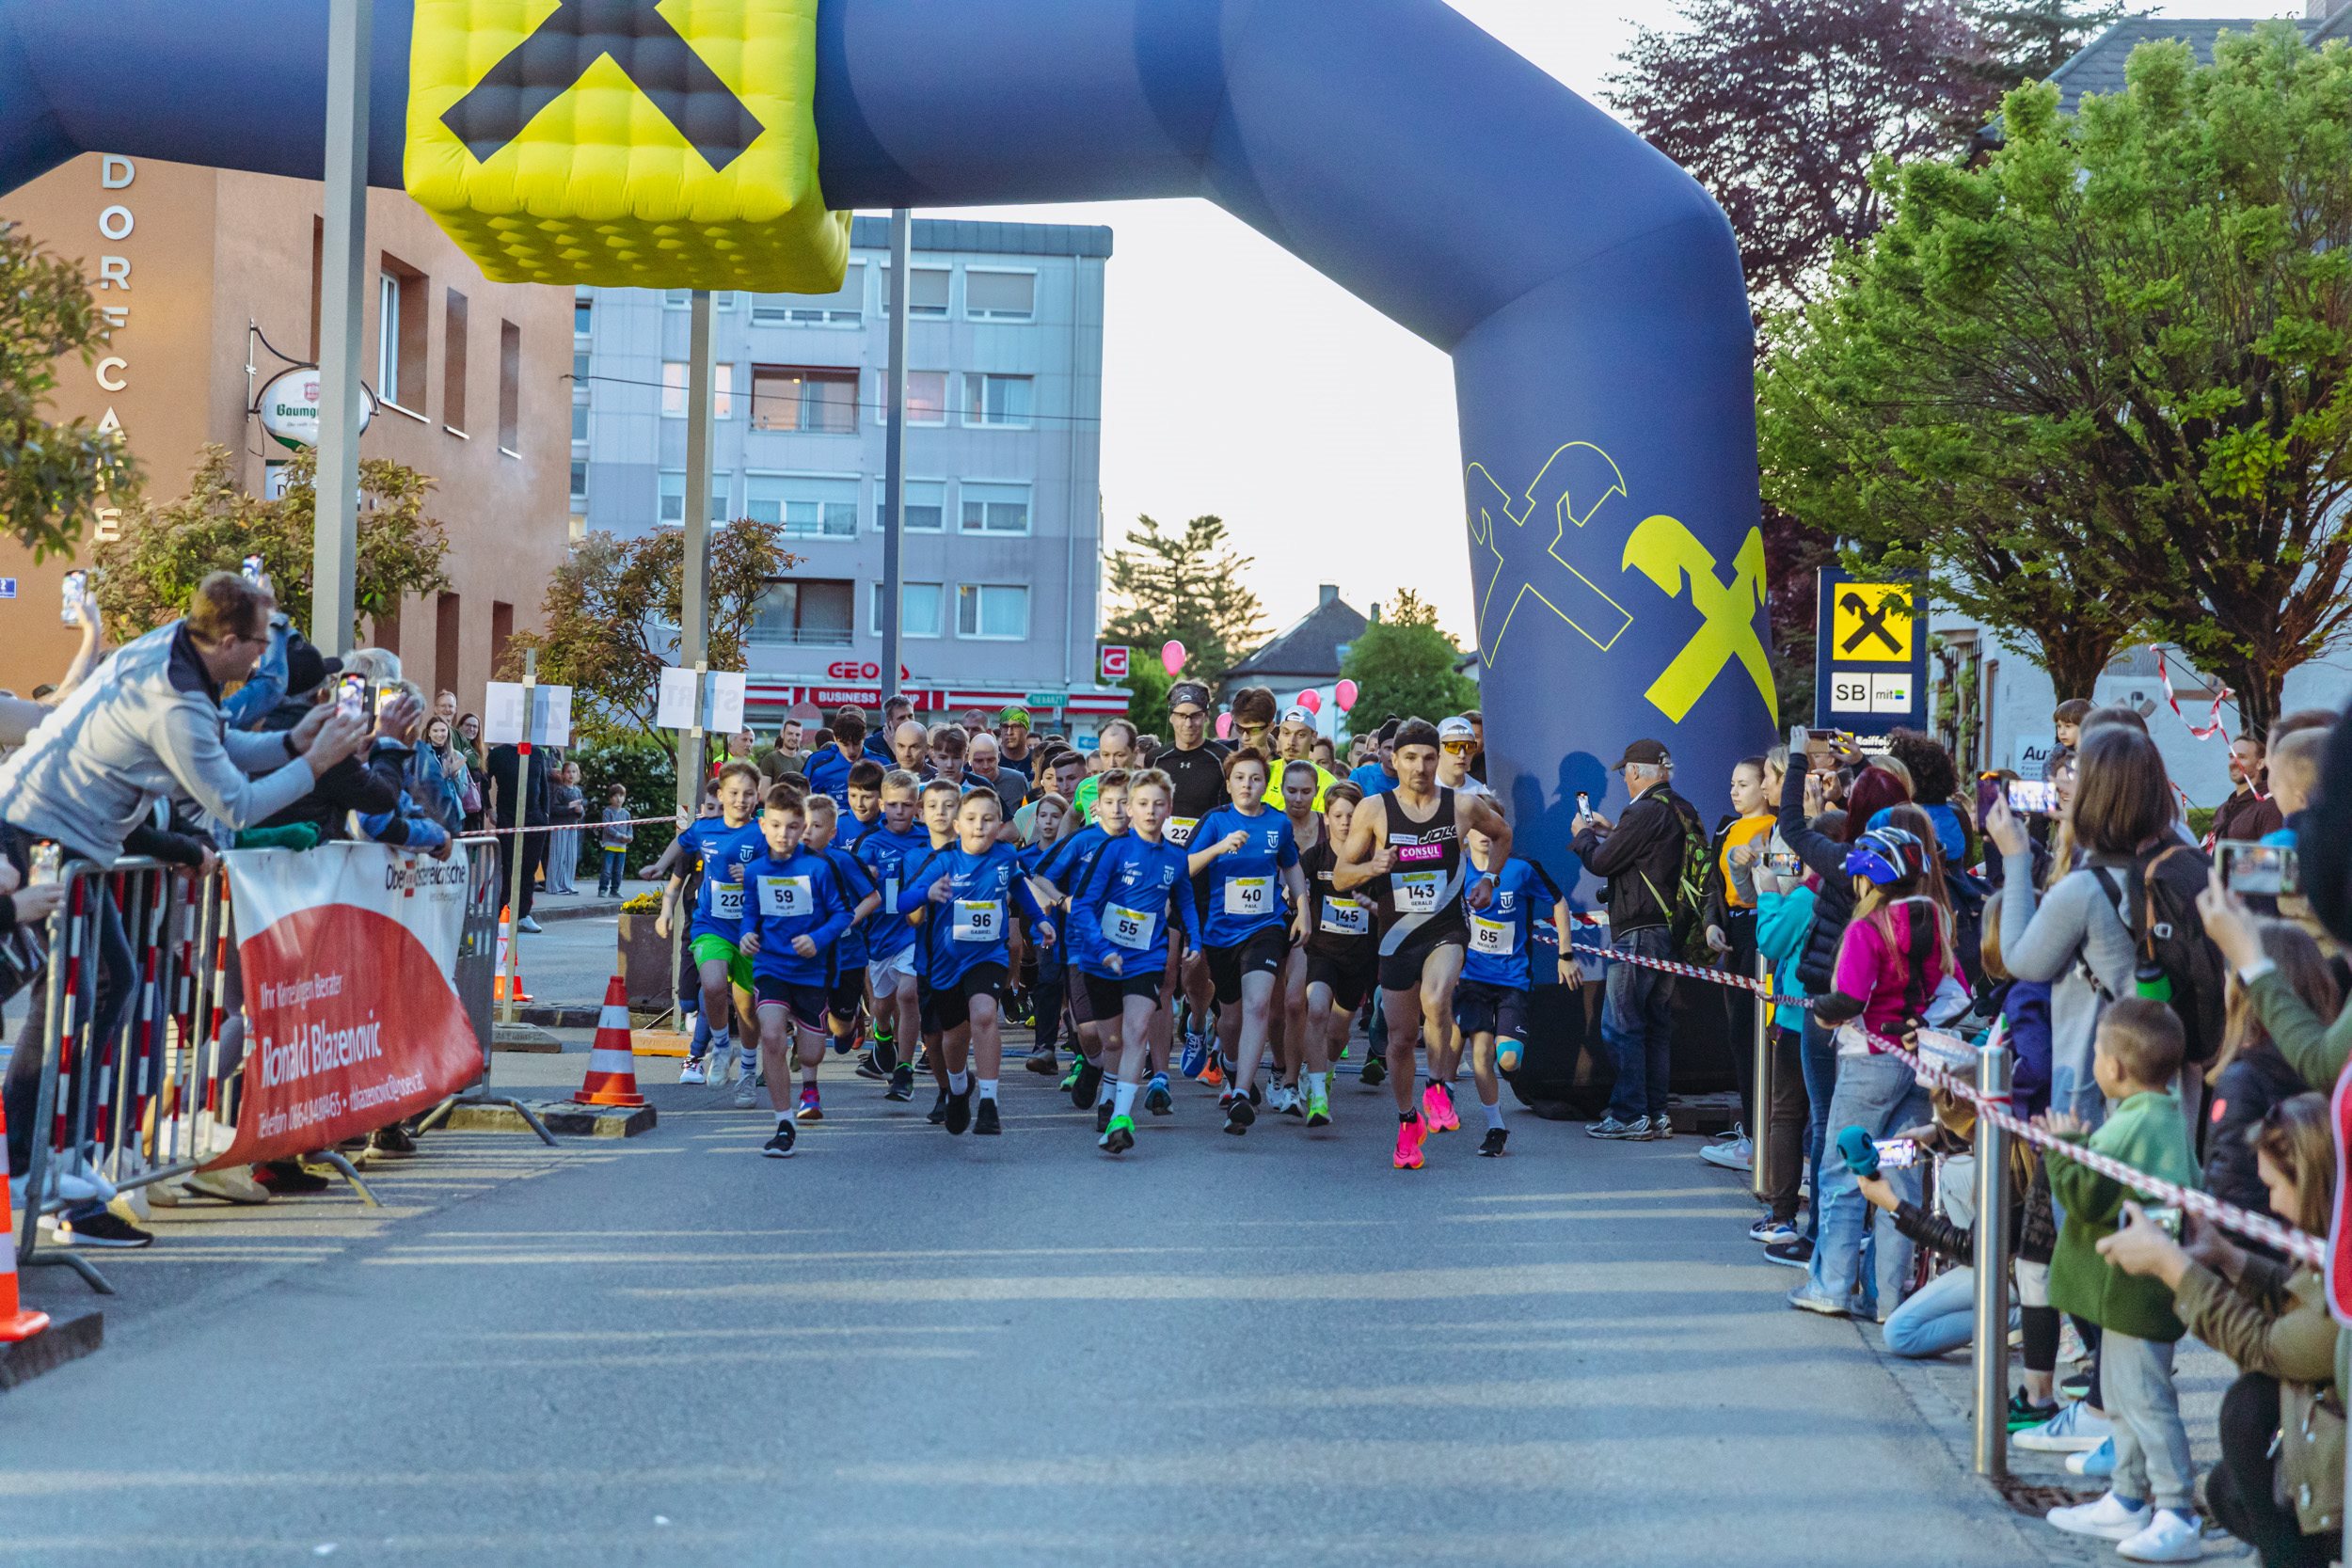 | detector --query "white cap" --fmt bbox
[1438,716,1476,741]
[1281,706,1314,725]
